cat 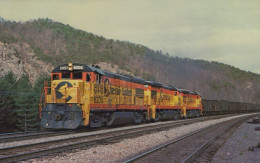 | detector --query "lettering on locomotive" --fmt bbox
[60,65,84,70]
